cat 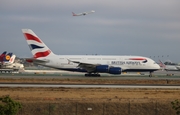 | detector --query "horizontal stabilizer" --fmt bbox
[25,58,49,63]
